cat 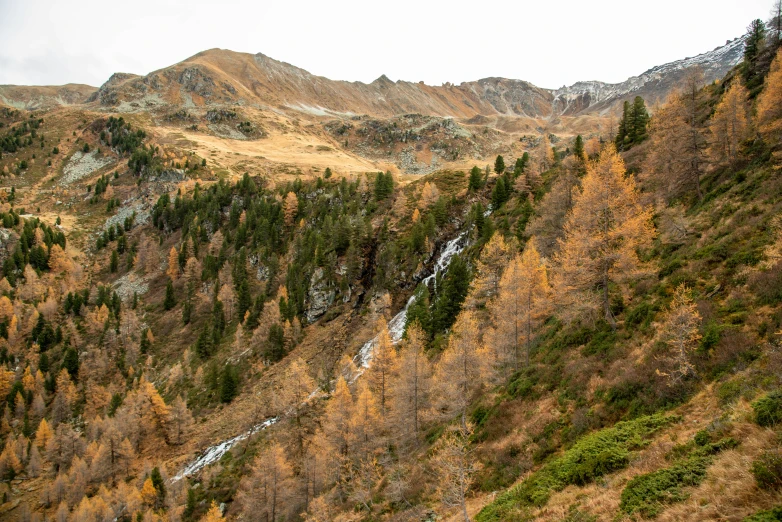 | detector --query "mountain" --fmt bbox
[85,37,745,122]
